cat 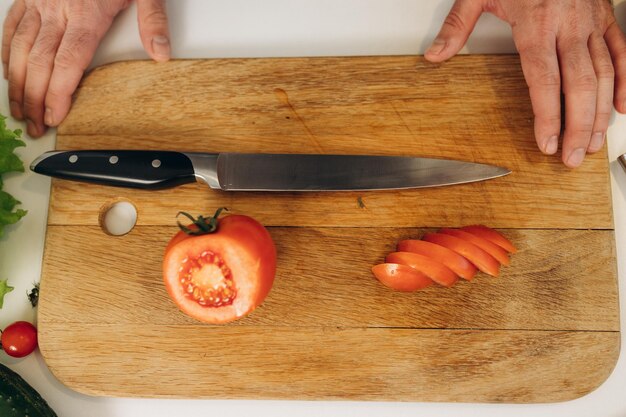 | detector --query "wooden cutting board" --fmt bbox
[38,56,619,403]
